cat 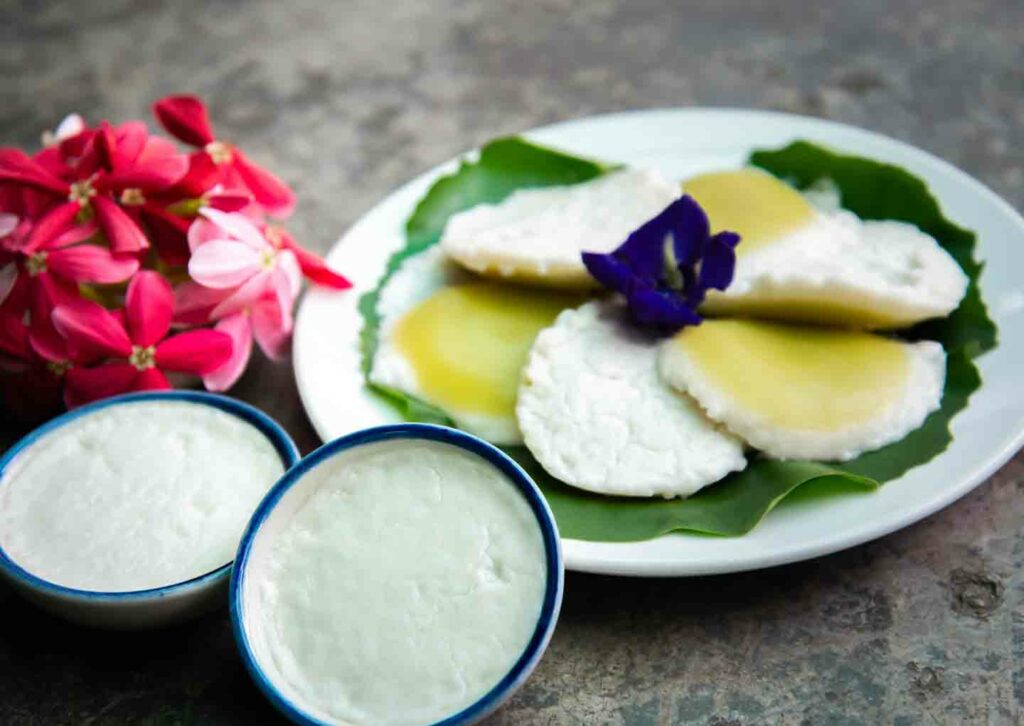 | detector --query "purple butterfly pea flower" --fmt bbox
[581,195,740,333]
